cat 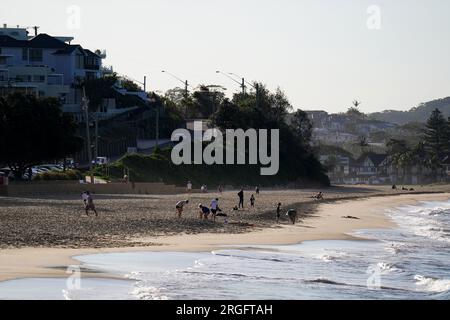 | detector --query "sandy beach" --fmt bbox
[1,185,450,282]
